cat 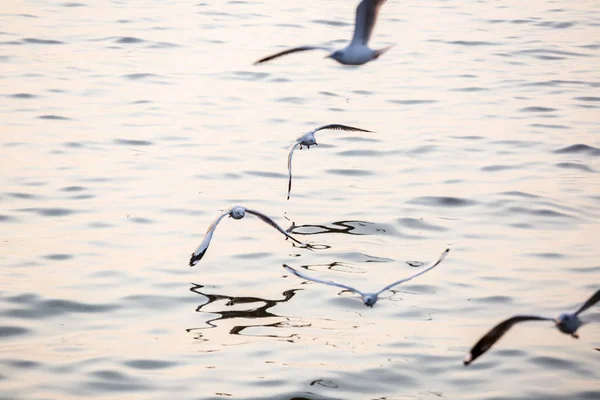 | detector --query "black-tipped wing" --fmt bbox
[254,46,330,64]
[283,265,365,296]
[287,142,301,200]
[350,0,387,46]
[189,209,231,266]
[314,124,373,134]
[574,289,600,316]
[463,315,554,365]
[376,248,449,295]
[245,208,306,246]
